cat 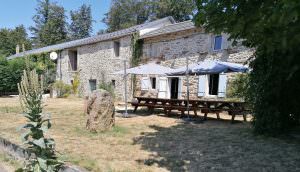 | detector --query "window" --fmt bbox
[69,50,78,71]
[114,41,120,57]
[111,80,116,88]
[208,74,219,95]
[150,43,162,58]
[150,77,156,89]
[213,35,222,51]
[89,79,97,92]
